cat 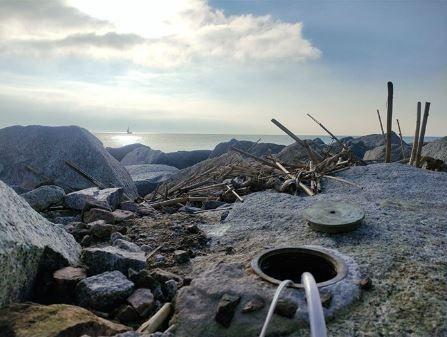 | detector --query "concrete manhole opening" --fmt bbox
[251,247,348,288]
